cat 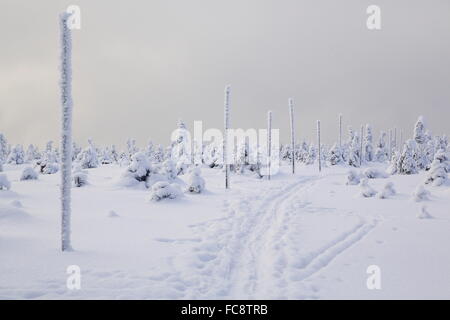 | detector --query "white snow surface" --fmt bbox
[0,163,449,299]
